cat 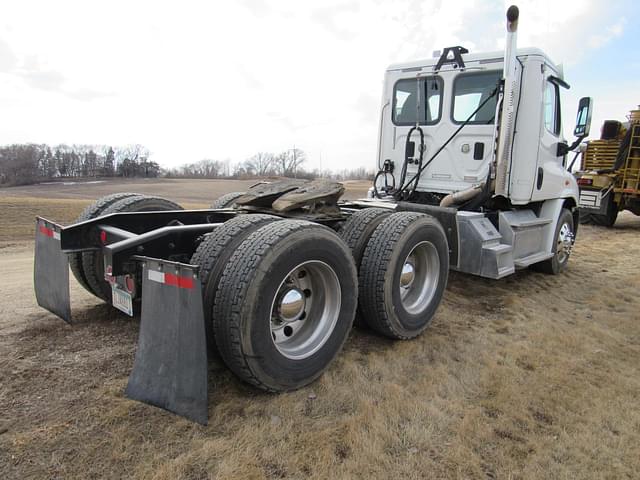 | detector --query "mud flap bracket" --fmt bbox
[34,217,71,323]
[125,257,208,425]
